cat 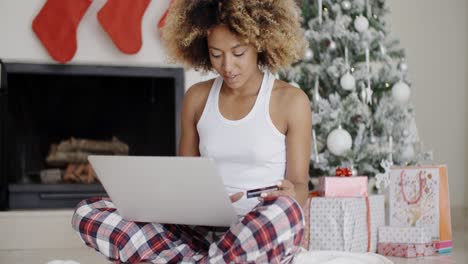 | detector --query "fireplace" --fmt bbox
[0,61,184,209]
